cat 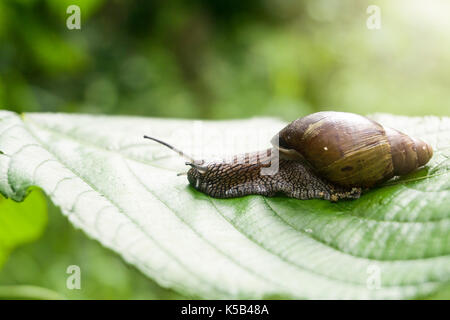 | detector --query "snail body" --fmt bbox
[144,111,433,202]
[186,148,361,201]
